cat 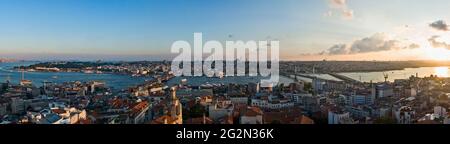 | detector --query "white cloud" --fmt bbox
[321,33,419,55]
[342,9,354,20]
[428,35,450,49]
[326,0,354,20]
[330,0,347,6]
